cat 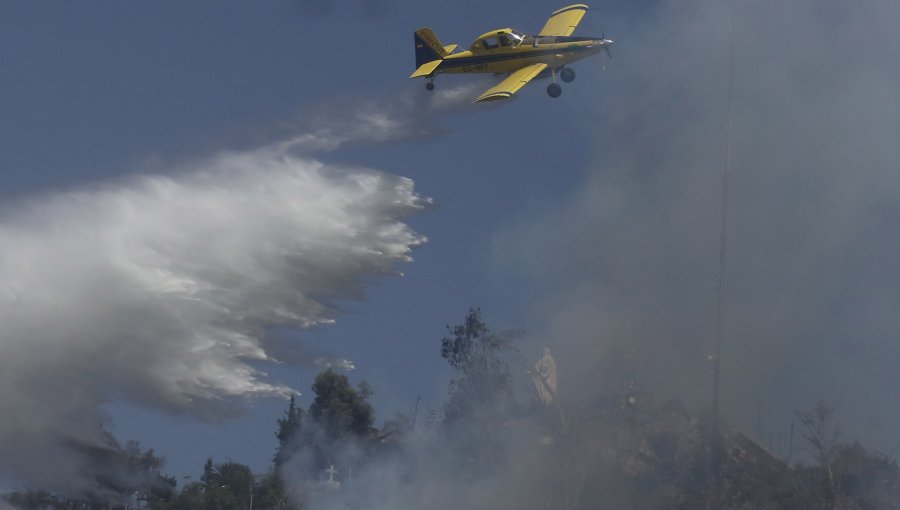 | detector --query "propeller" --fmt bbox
[581,6,614,70]
[599,28,613,70]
